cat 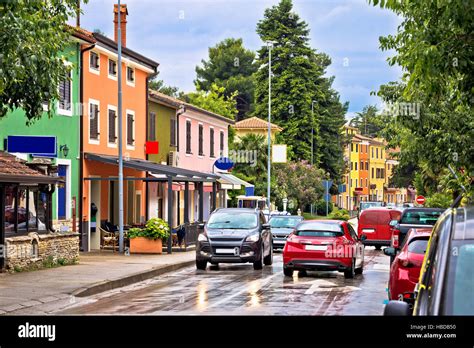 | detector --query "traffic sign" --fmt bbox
[415,195,426,205]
